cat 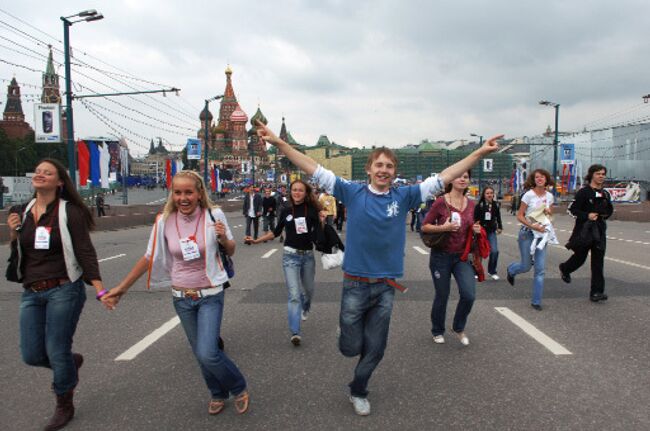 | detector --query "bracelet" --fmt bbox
[96,289,108,301]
